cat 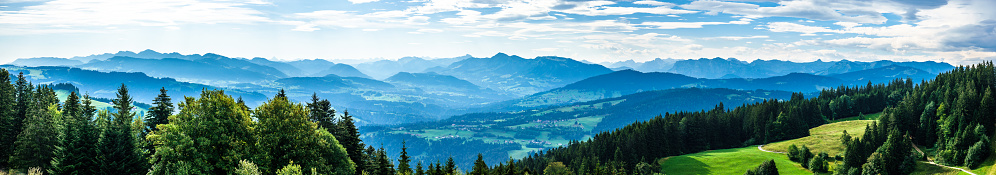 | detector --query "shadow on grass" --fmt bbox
[661,156,712,175]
